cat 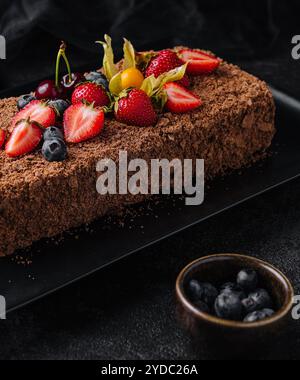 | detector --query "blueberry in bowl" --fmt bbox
[176,254,294,358]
